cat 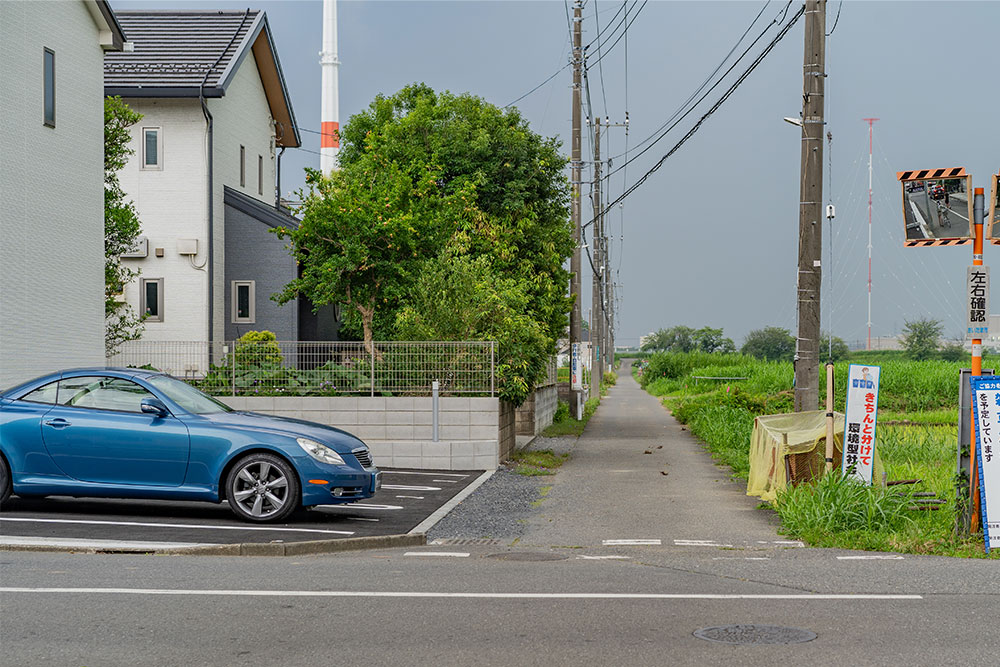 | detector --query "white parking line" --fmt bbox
[603,539,661,546]
[432,480,458,484]
[404,552,470,558]
[382,471,469,478]
[0,517,354,535]
[347,517,379,522]
[395,495,424,499]
[0,587,924,601]
[837,555,904,560]
[382,485,441,491]
[0,536,219,550]
[674,540,733,548]
[578,555,631,560]
[341,503,402,511]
